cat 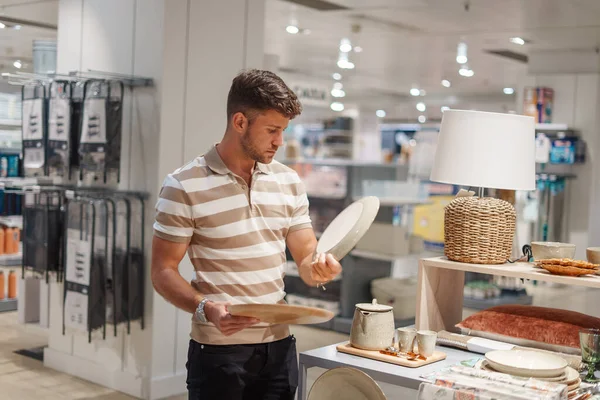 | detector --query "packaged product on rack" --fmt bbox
[22,83,48,177]
[47,81,84,178]
[79,80,124,183]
